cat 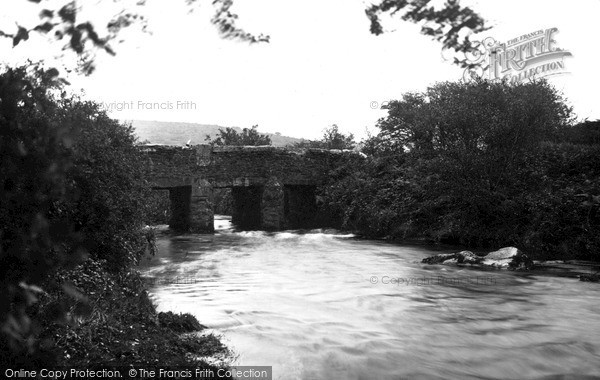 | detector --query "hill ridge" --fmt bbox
[124,119,303,147]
